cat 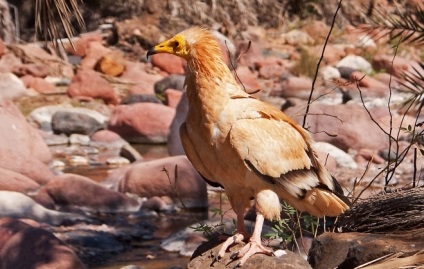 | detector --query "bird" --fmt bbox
[147,26,350,267]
